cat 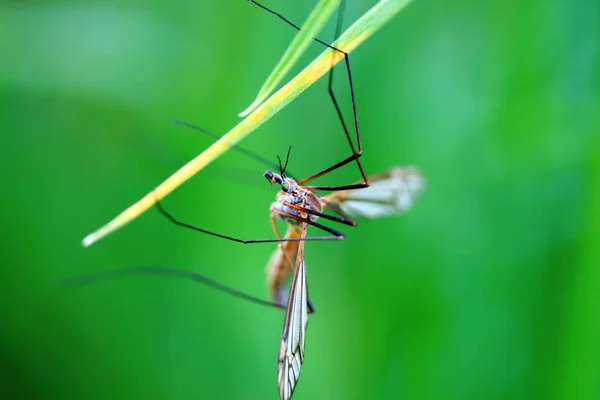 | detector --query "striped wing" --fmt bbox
[277,225,309,400]
[323,166,425,219]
